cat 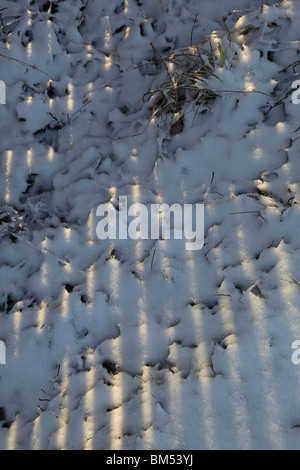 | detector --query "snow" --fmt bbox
[0,0,300,450]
